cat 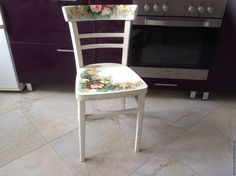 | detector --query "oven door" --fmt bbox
[130,17,221,80]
